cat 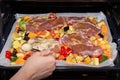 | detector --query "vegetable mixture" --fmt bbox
[5,13,112,66]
